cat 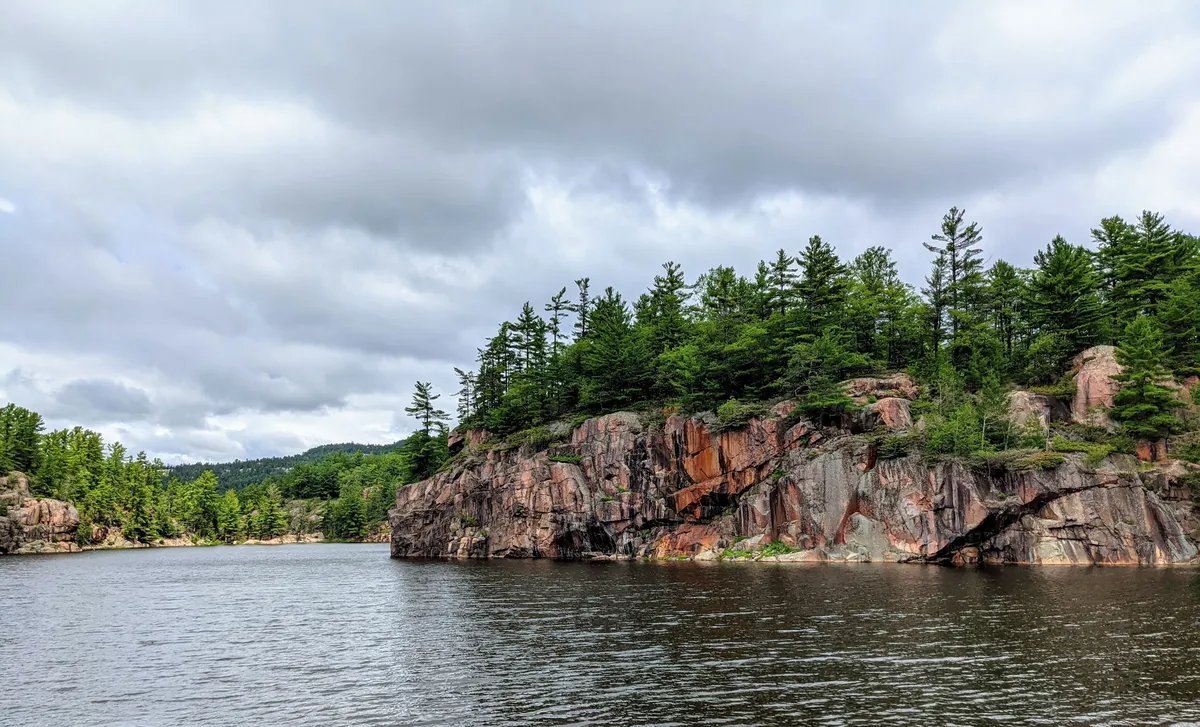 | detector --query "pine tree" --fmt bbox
[1092,215,1137,340]
[922,249,950,362]
[544,287,570,359]
[1028,235,1105,364]
[767,249,798,316]
[794,235,849,336]
[1158,271,1200,373]
[215,489,243,542]
[924,207,984,341]
[581,287,649,410]
[0,403,44,475]
[1112,316,1181,445]
[453,367,476,423]
[984,260,1027,363]
[569,277,592,342]
[405,381,449,435]
[1110,211,1197,325]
